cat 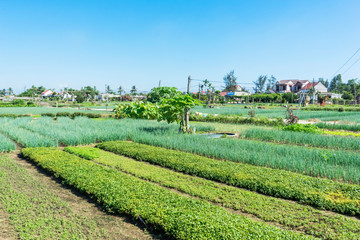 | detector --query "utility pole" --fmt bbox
[198,83,201,100]
[158,80,161,88]
[312,78,315,105]
[354,84,357,105]
[187,75,191,93]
